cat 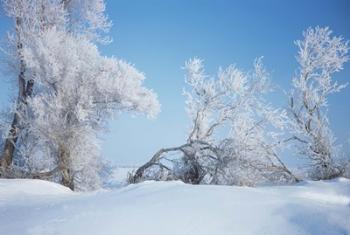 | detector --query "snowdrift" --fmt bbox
[0,178,349,235]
